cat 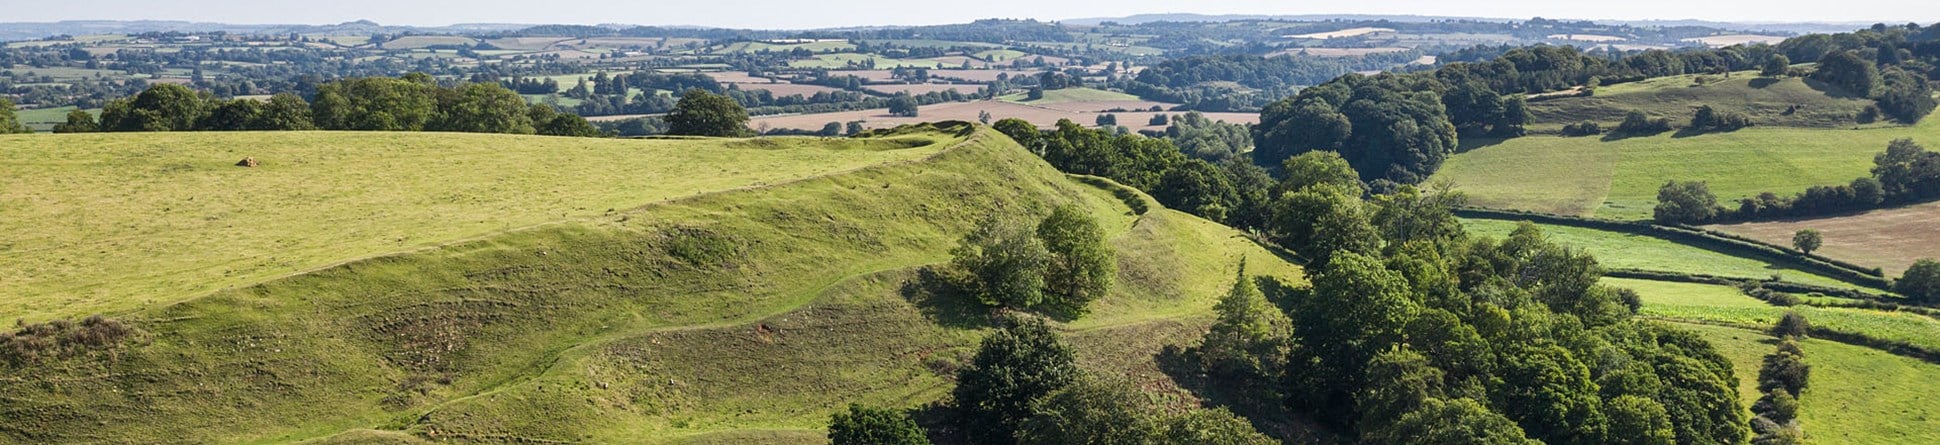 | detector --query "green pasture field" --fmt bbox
[1527,71,1876,130]
[1669,322,1940,445]
[1464,219,1868,289]
[998,87,1143,105]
